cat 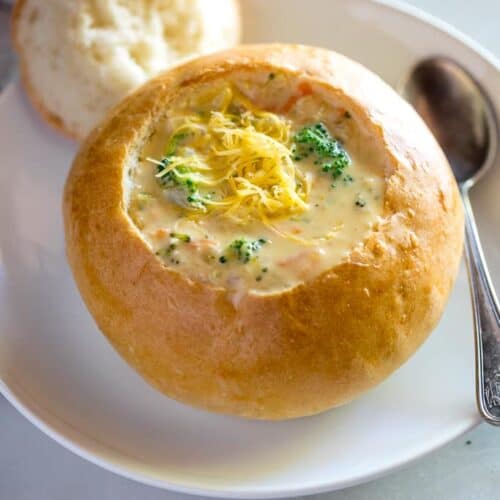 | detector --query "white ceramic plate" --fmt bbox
[1,0,499,497]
